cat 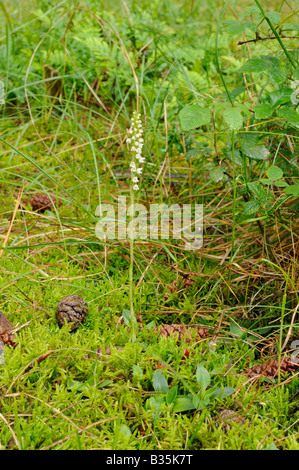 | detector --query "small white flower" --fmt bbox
[136,168,142,174]
[128,129,133,134]
[132,176,139,183]
[138,157,145,163]
[126,138,131,144]
[131,146,136,152]
[133,184,139,191]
